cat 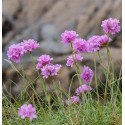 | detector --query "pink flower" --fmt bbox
[41,64,62,78]
[7,44,25,63]
[101,18,120,35]
[98,35,112,46]
[86,36,100,53]
[73,38,87,53]
[66,54,83,67]
[76,84,92,95]
[18,104,37,122]
[70,96,80,104]
[61,30,78,44]
[36,55,53,70]
[80,66,94,83]
[21,39,39,52]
